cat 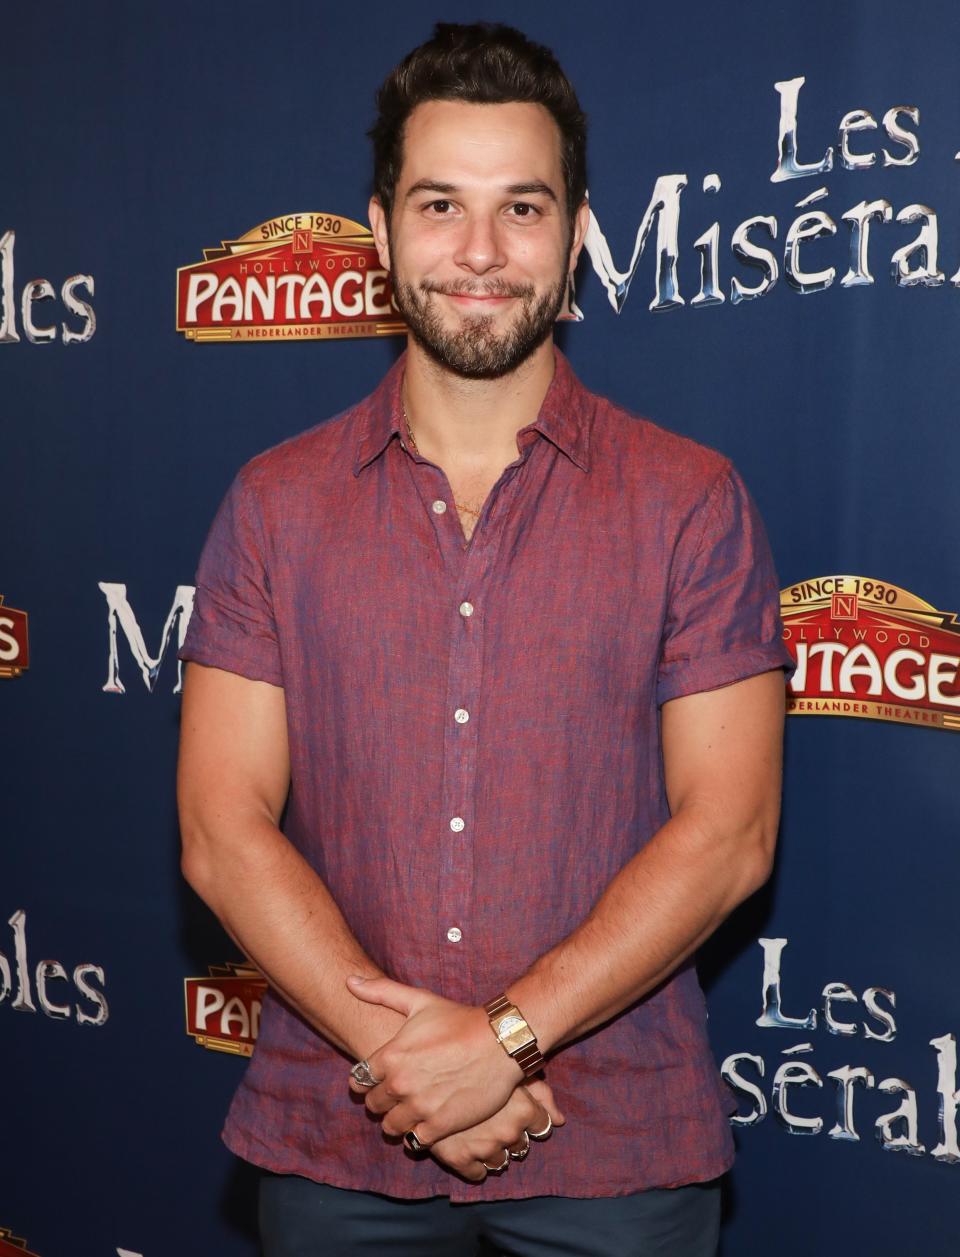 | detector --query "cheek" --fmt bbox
[394,233,452,280]
[516,238,569,284]
[513,224,567,264]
